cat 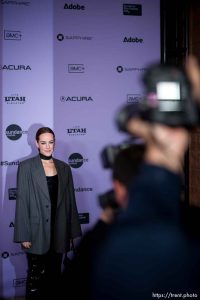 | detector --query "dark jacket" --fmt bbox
[14,155,82,254]
[91,164,200,299]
